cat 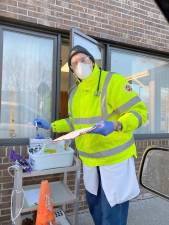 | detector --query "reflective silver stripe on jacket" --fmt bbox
[101,71,114,118]
[65,118,74,131]
[78,137,135,158]
[107,96,142,119]
[73,117,102,124]
[71,96,142,125]
[129,110,142,128]
[115,96,141,114]
[69,86,77,117]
